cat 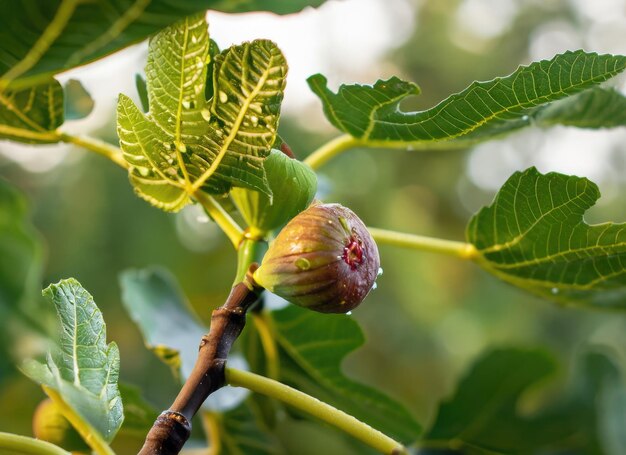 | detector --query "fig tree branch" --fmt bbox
[138,265,261,455]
